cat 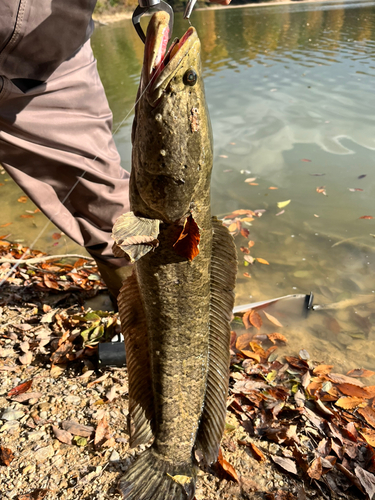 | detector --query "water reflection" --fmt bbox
[1,0,374,369]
